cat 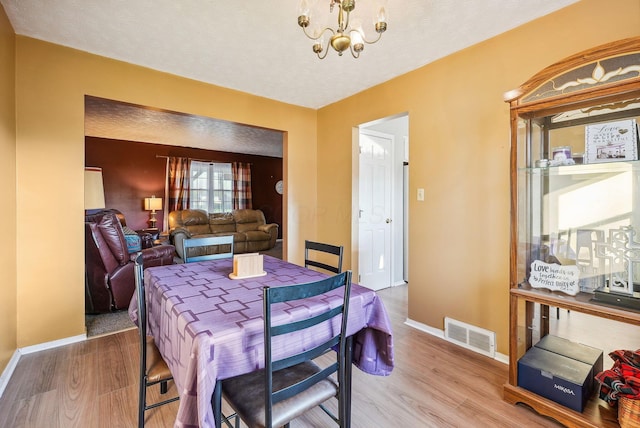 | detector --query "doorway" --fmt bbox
[354,114,409,290]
